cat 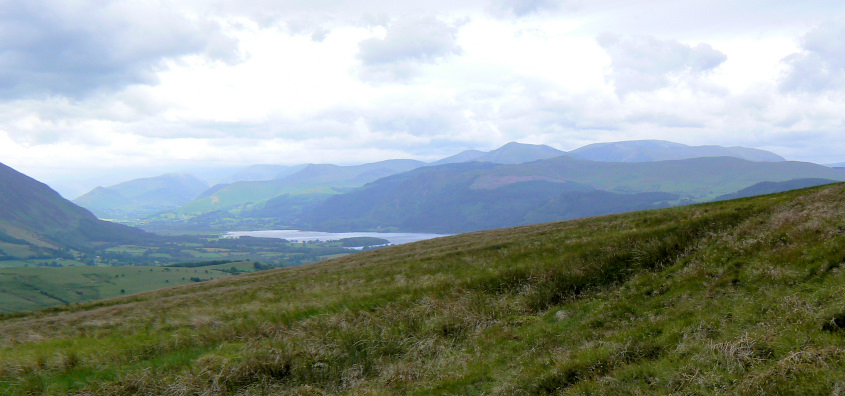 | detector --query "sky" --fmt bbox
[1,0,844,197]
